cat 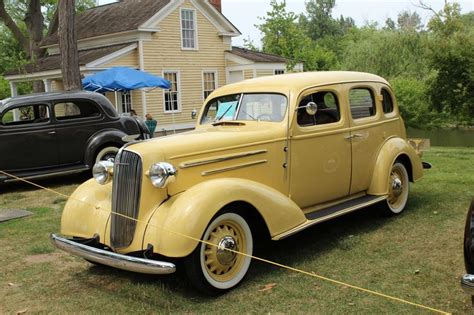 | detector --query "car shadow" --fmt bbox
[80,201,410,303]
